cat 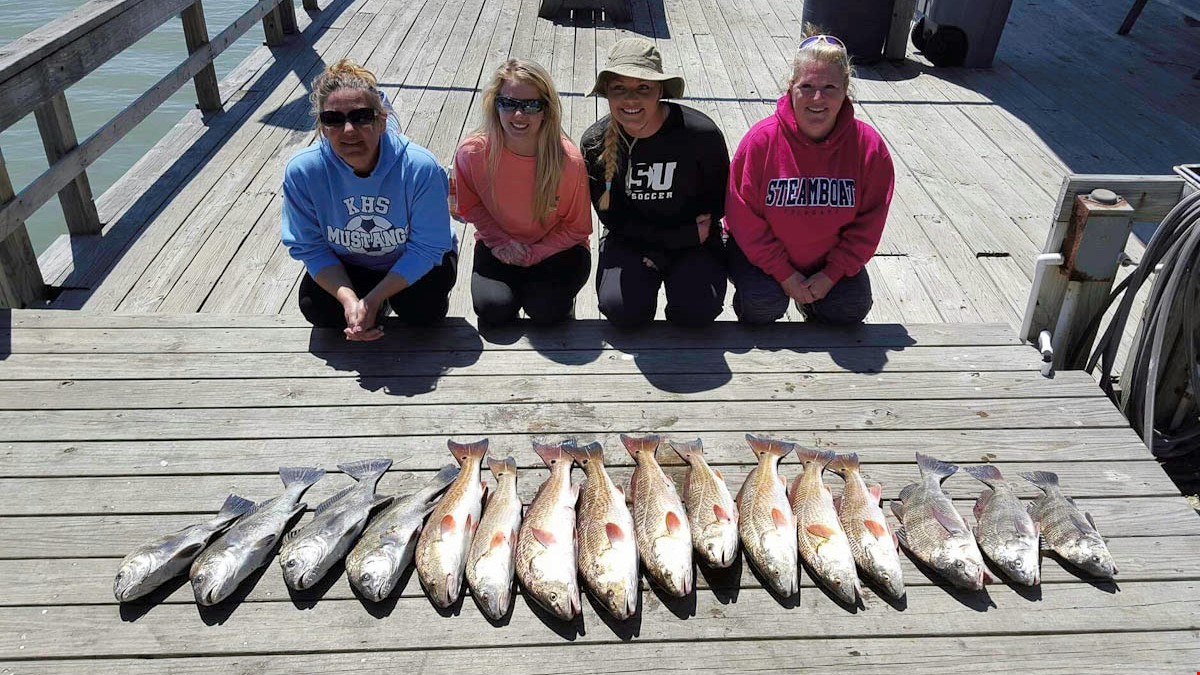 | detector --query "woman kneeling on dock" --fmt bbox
[281,59,457,341]
[453,59,592,326]
[725,33,894,325]
[581,37,730,328]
